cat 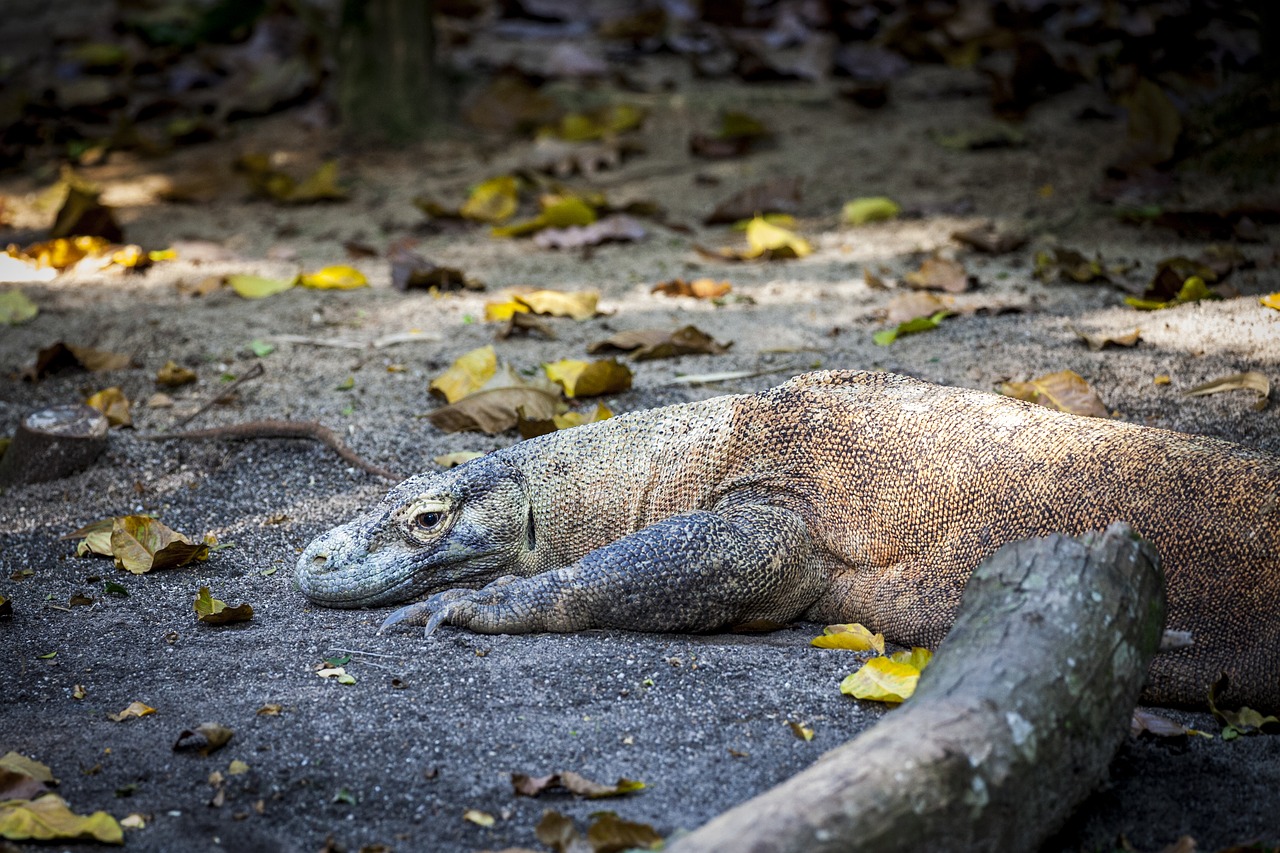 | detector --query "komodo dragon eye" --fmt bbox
[400,497,453,541]
[415,511,442,530]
